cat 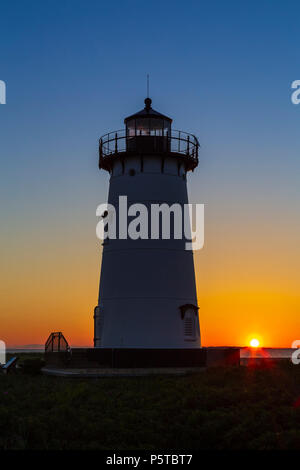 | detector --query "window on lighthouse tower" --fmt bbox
[180,304,199,342]
[184,312,196,340]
